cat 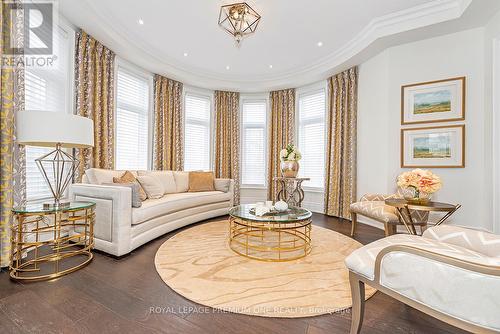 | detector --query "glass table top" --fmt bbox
[229,204,312,222]
[12,201,96,214]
